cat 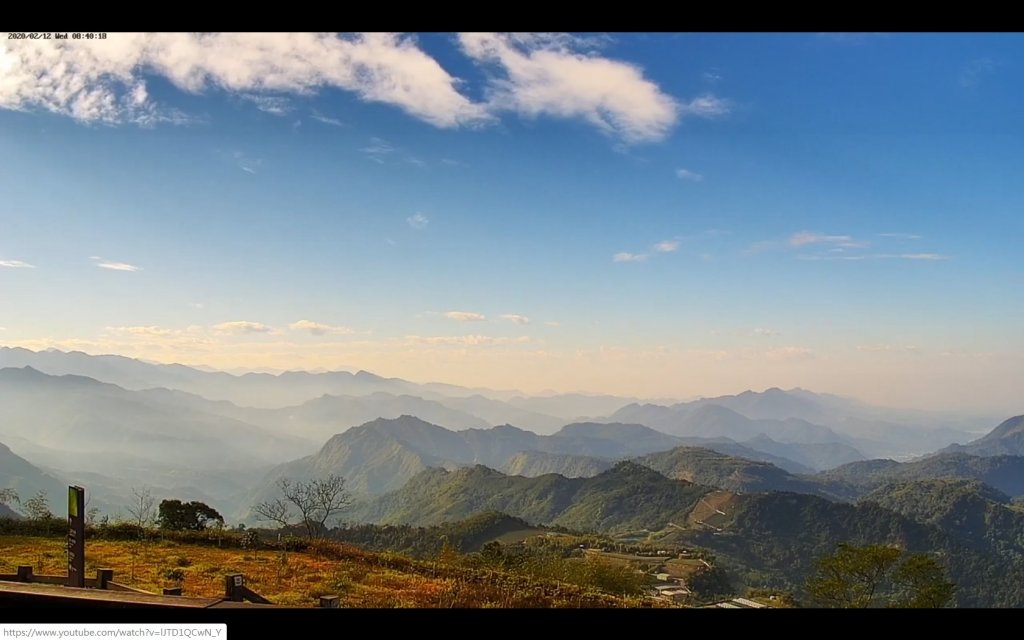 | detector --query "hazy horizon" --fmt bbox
[2,33,1022,415]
